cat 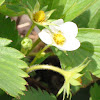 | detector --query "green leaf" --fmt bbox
[0,14,21,50]
[13,87,57,100]
[0,0,5,6]
[62,0,96,21]
[0,89,12,100]
[90,83,100,100]
[0,37,11,46]
[88,0,100,29]
[0,46,25,59]
[38,0,96,21]
[0,0,26,17]
[5,0,20,4]
[39,0,67,19]
[0,5,25,17]
[52,28,100,78]
[73,0,100,29]
[0,37,24,59]
[78,28,100,75]
[89,9,100,29]
[2,0,97,21]
[22,0,96,21]
[0,38,29,97]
